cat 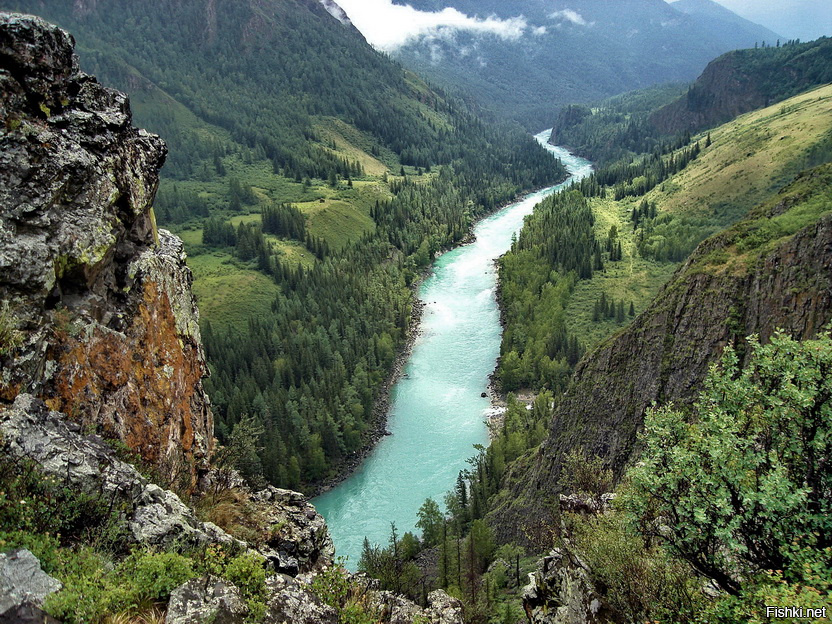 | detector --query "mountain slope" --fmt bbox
[651,36,832,135]
[670,0,782,47]
[489,87,832,540]
[390,0,777,129]
[502,162,832,523]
